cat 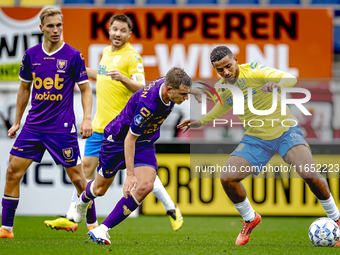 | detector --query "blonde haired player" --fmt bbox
[44,14,183,232]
